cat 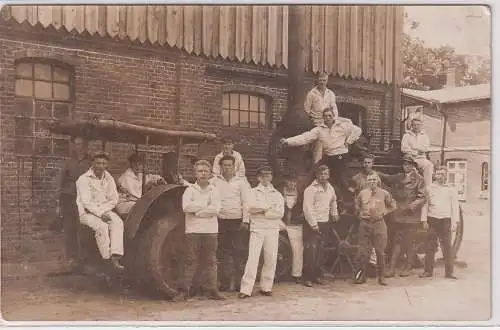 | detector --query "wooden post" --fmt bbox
[438,103,447,165]
[287,5,307,115]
